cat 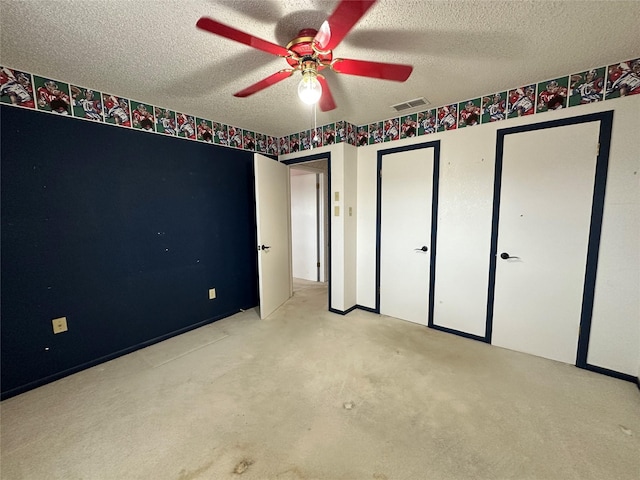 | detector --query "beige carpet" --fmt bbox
[1,281,639,479]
